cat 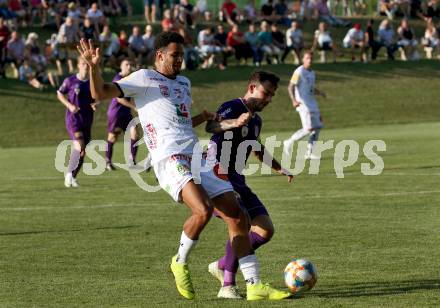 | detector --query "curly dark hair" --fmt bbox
[154,31,184,51]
